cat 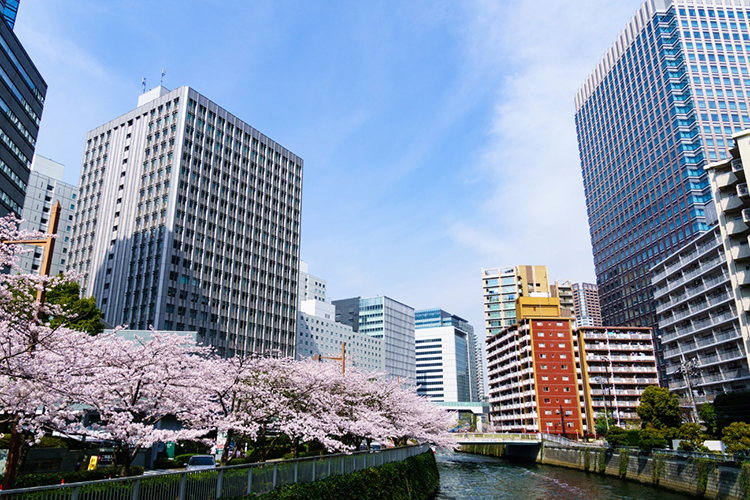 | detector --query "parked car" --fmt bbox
[185,455,216,471]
